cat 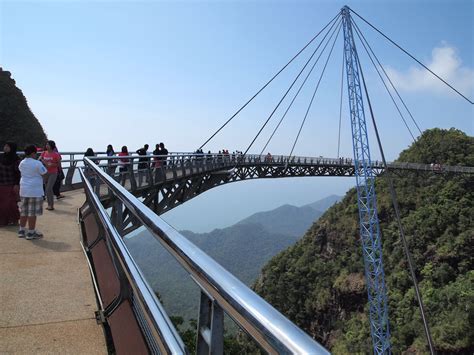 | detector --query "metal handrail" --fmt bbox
[9,151,473,172]
[80,167,187,354]
[83,157,330,354]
